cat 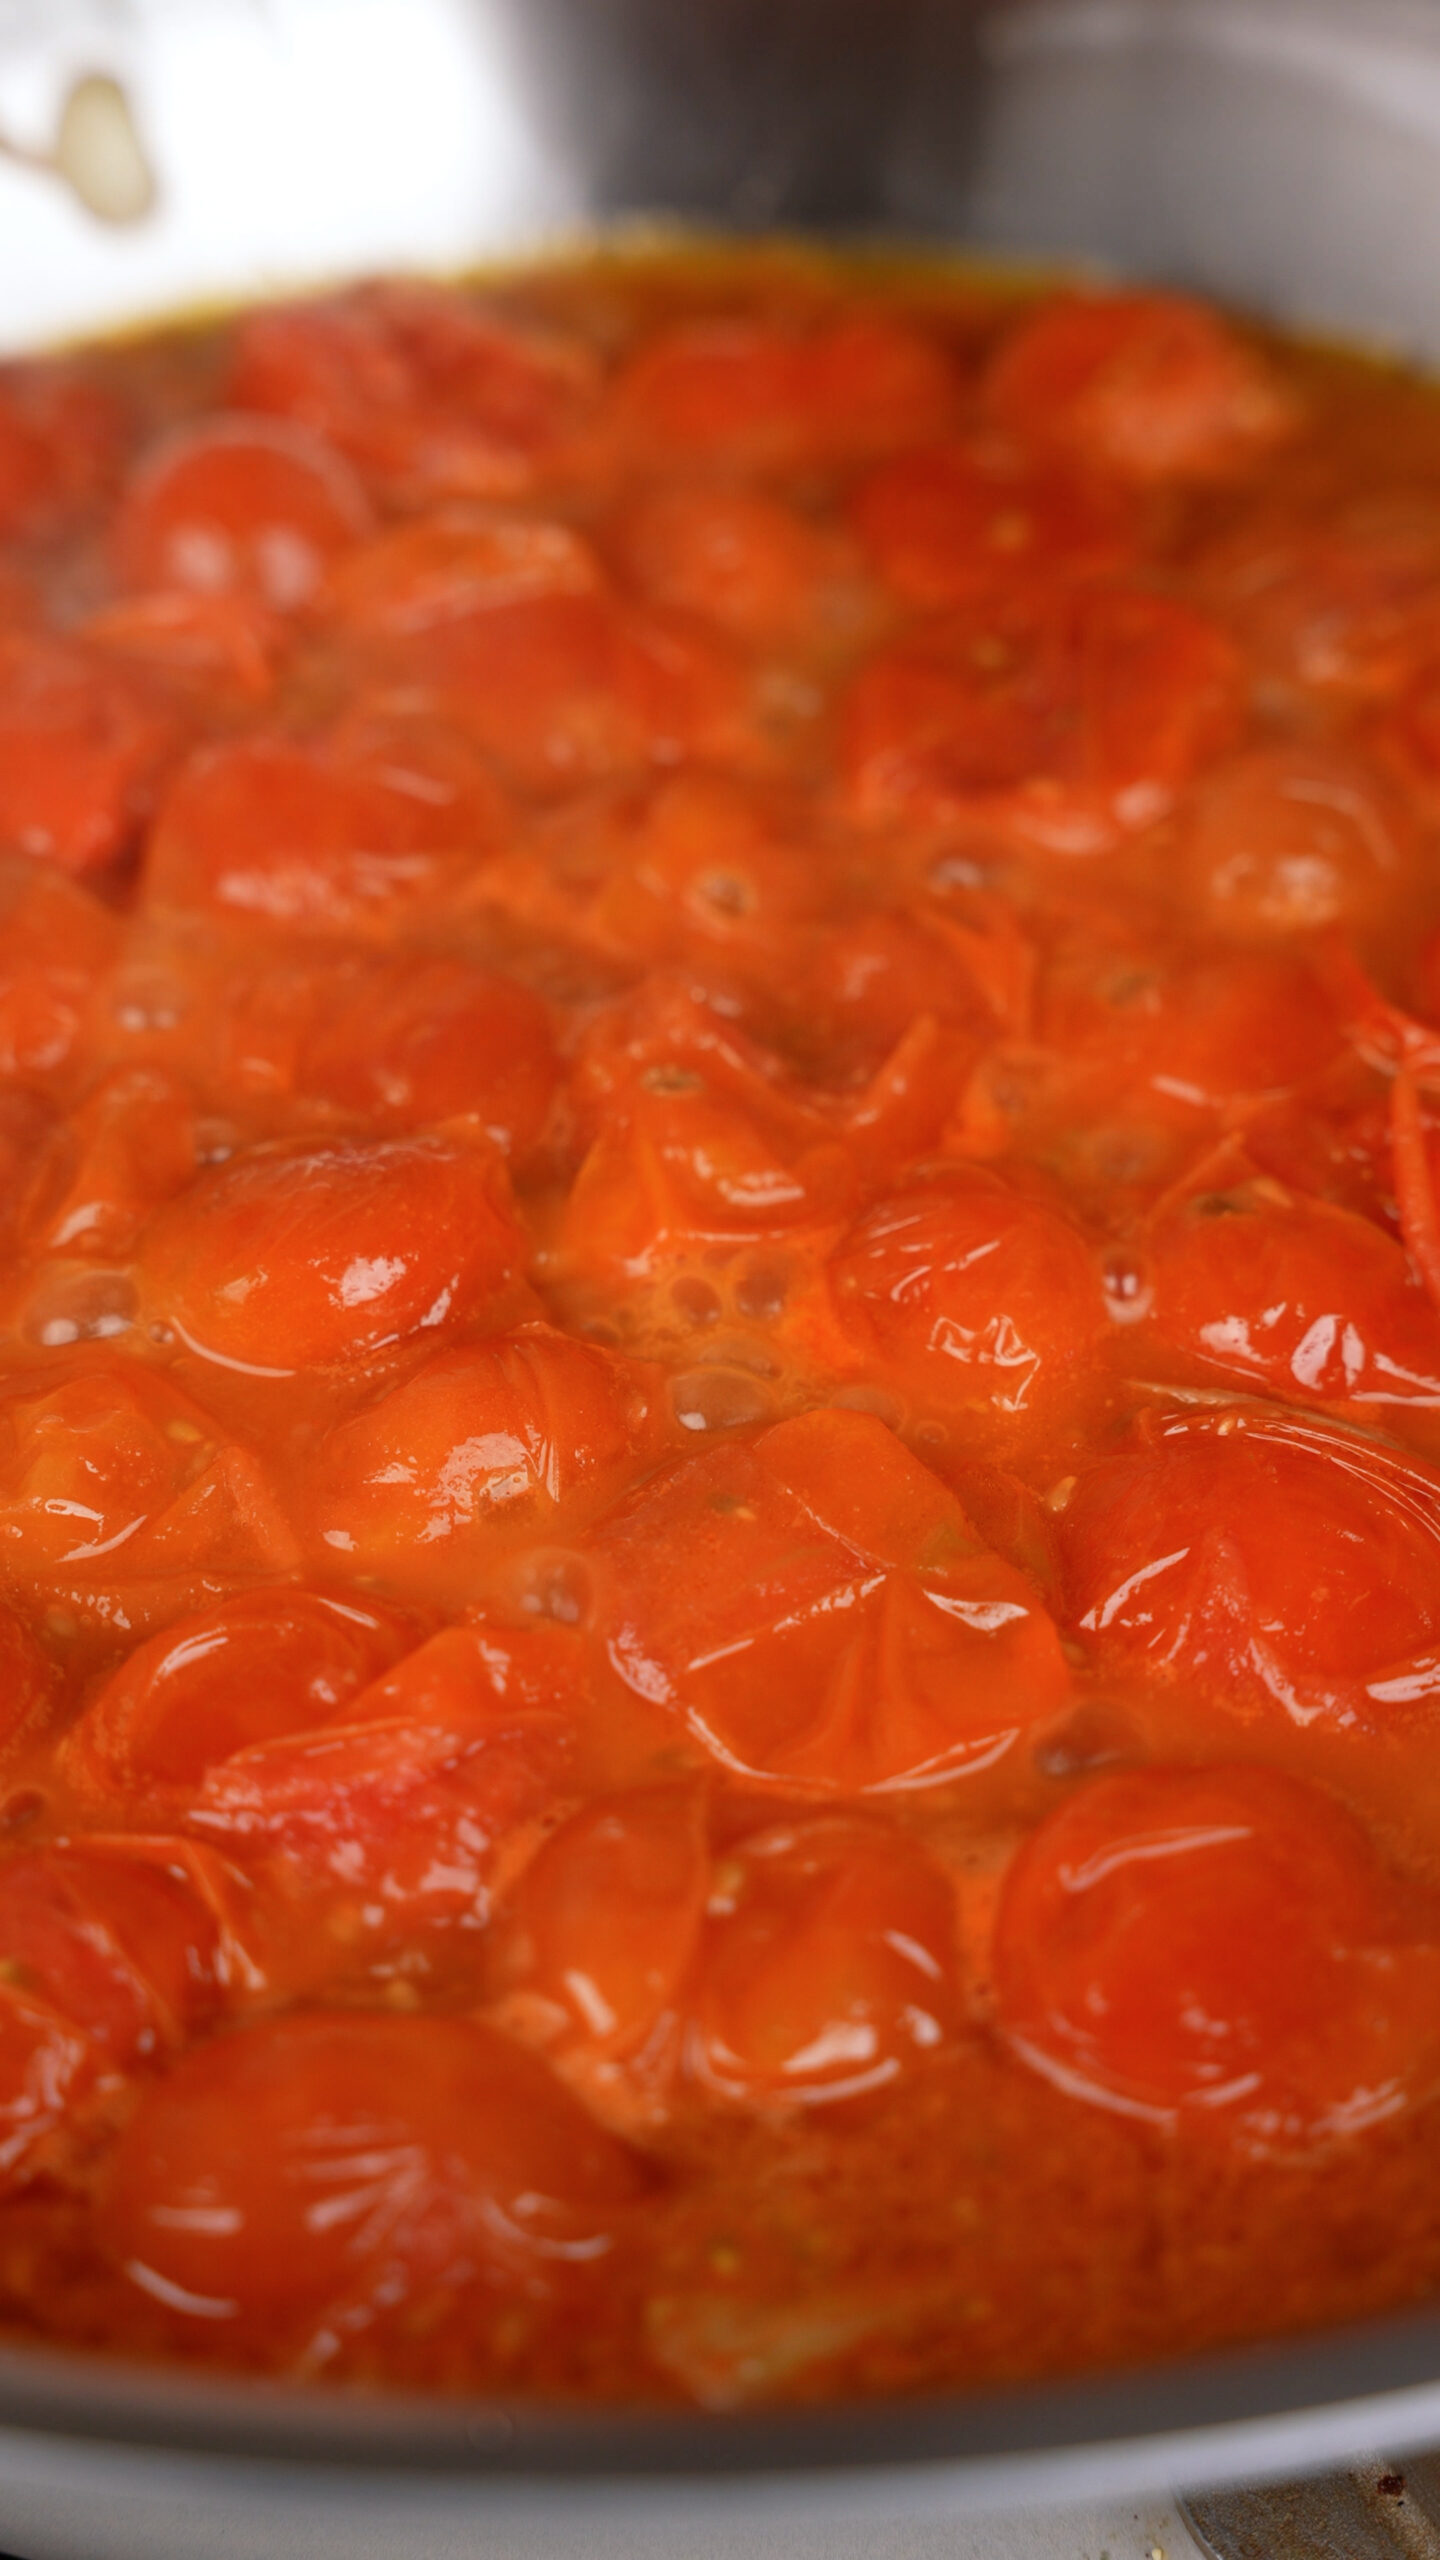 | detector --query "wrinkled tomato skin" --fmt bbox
[994,1765,1440,2145]
[98,2013,647,2346]
[112,417,372,613]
